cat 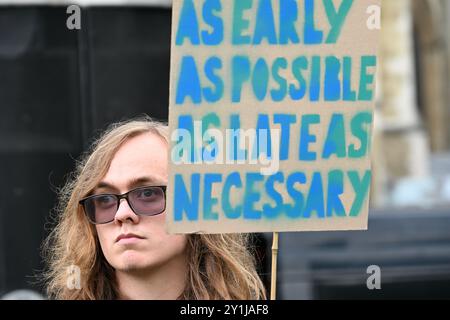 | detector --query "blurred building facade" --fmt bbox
[372,0,450,208]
